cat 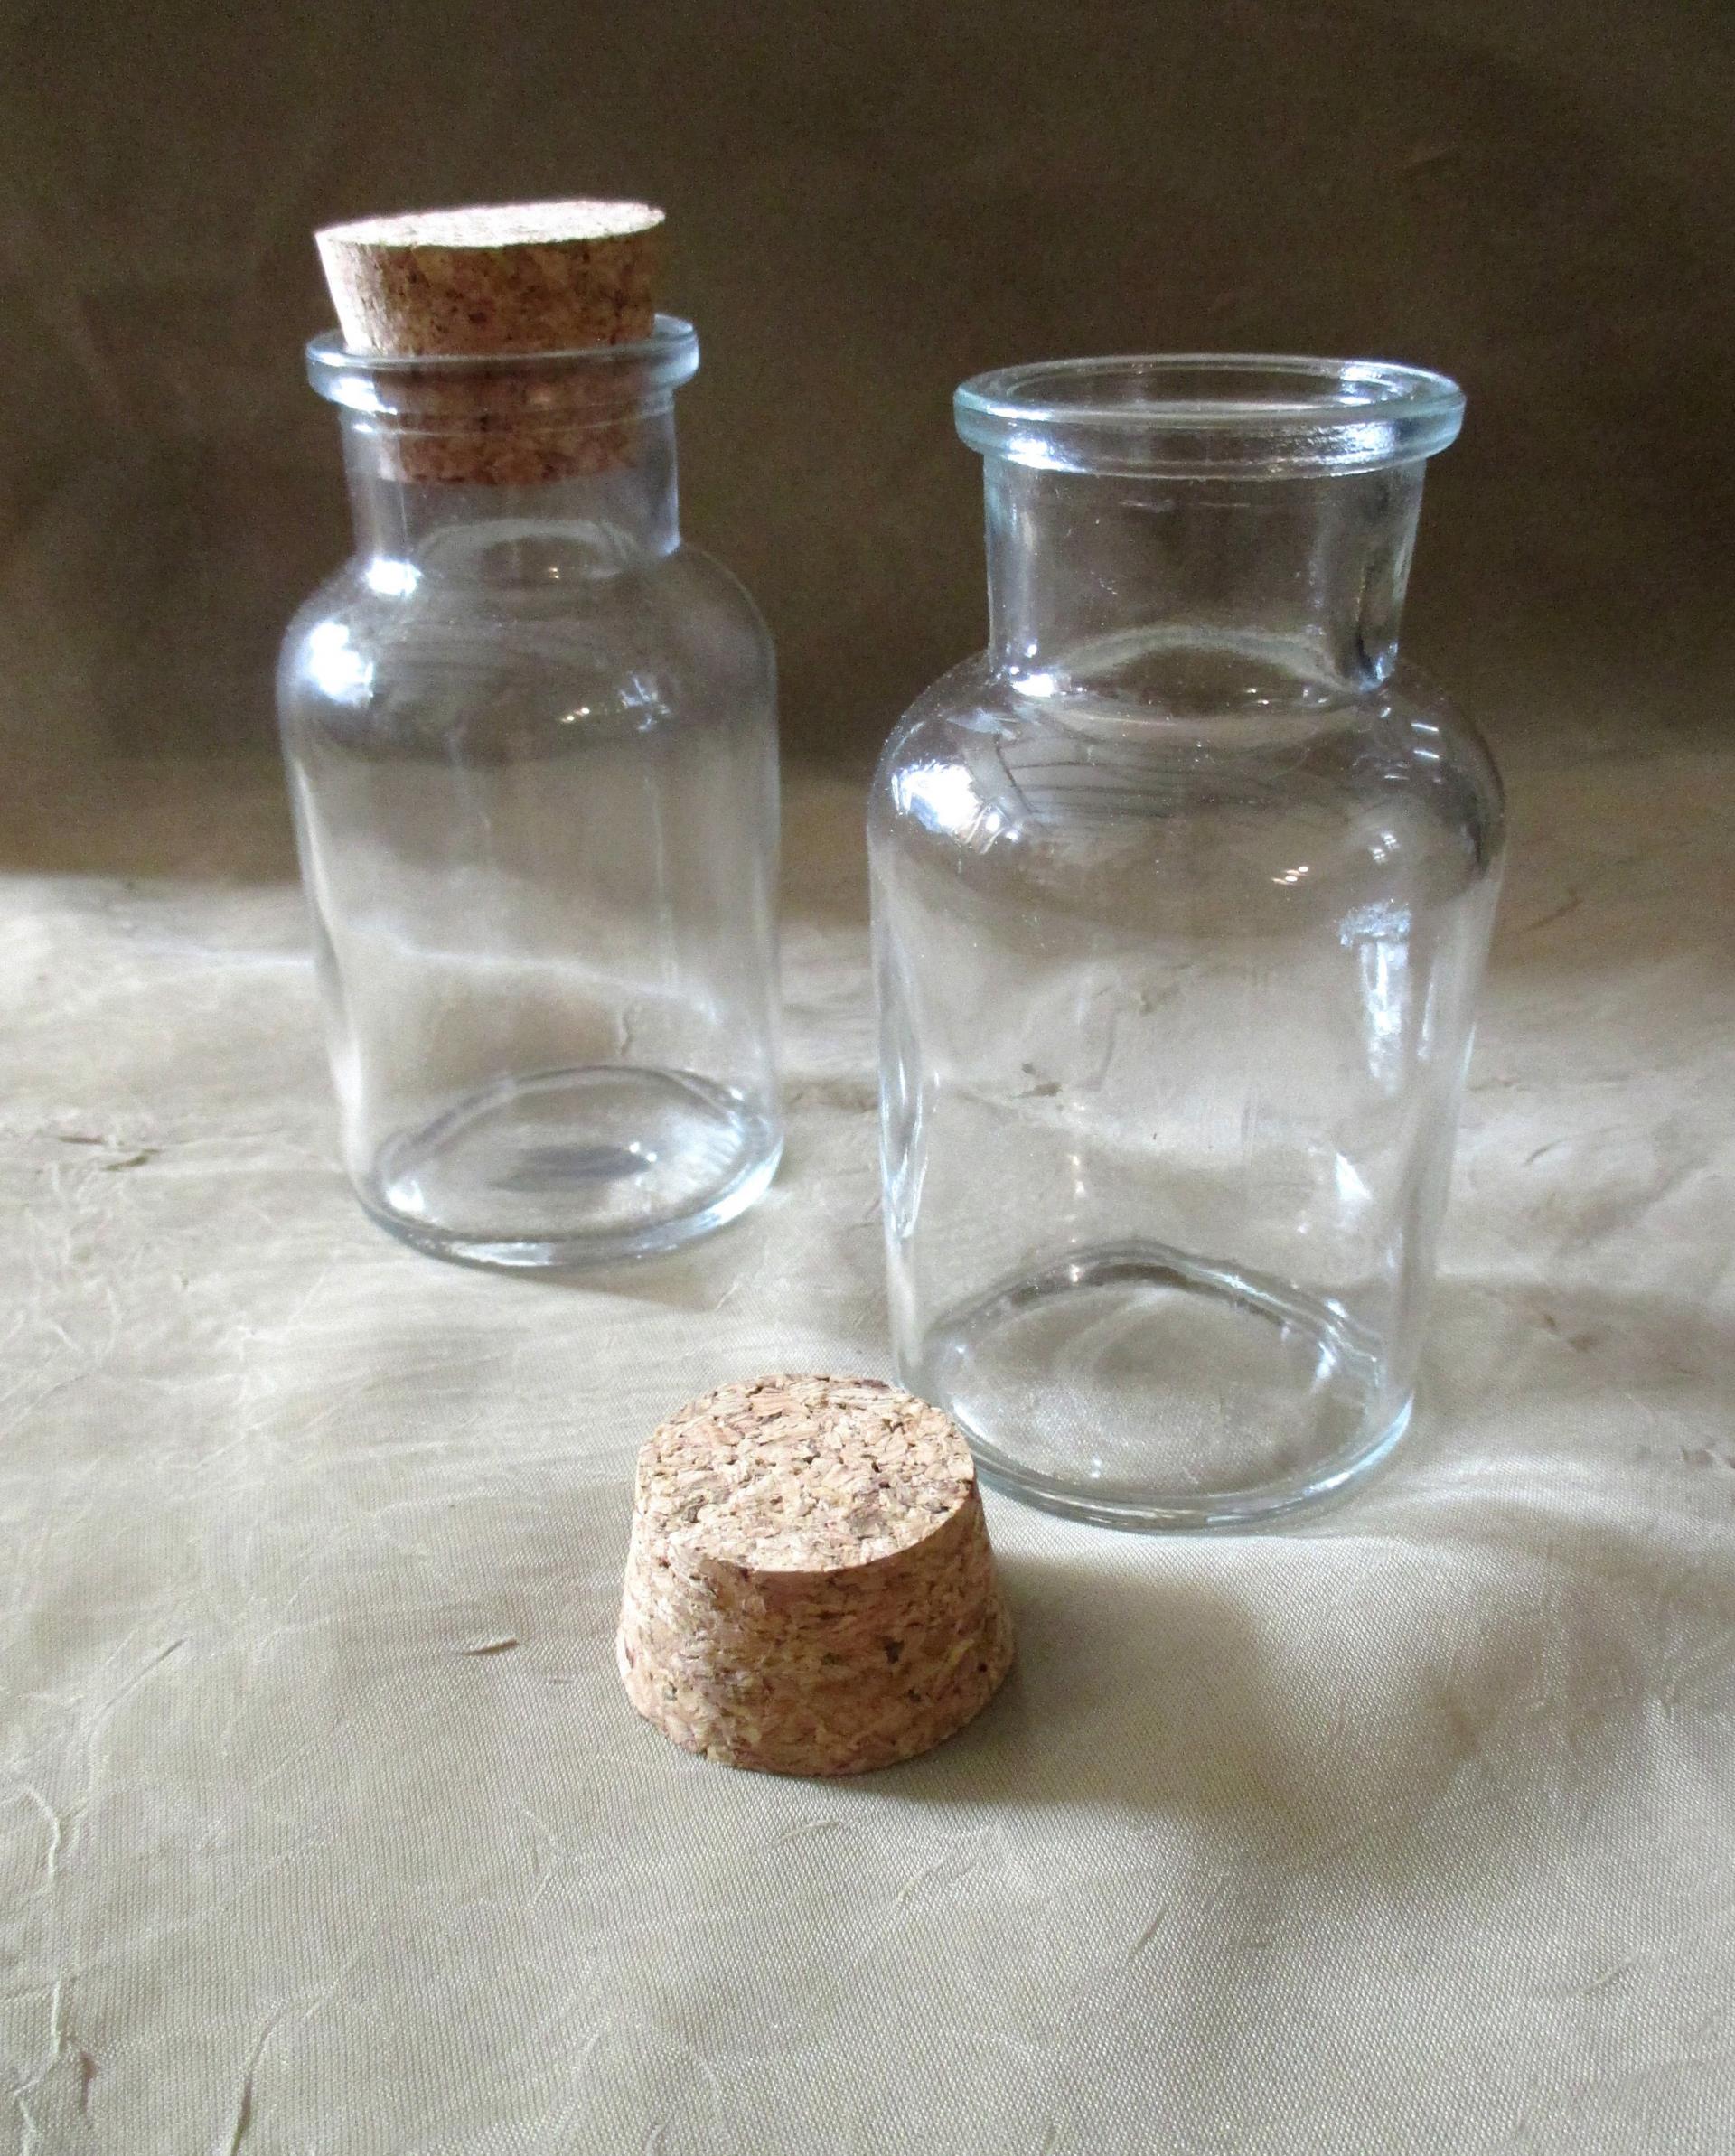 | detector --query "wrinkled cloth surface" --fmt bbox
[2,754,1732,2155]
